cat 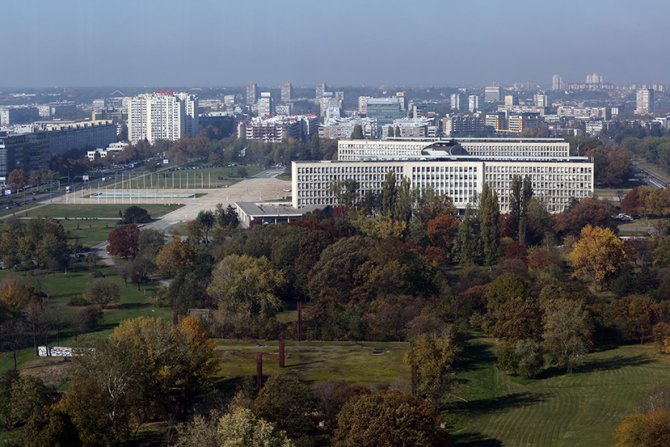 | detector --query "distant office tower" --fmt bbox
[504,95,516,107]
[358,96,371,115]
[450,93,462,111]
[128,91,198,144]
[281,82,293,103]
[316,82,327,99]
[534,94,549,108]
[257,92,273,116]
[246,83,258,105]
[551,75,564,91]
[484,86,502,103]
[365,97,406,126]
[335,91,345,103]
[586,73,603,84]
[468,95,479,113]
[635,88,654,115]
